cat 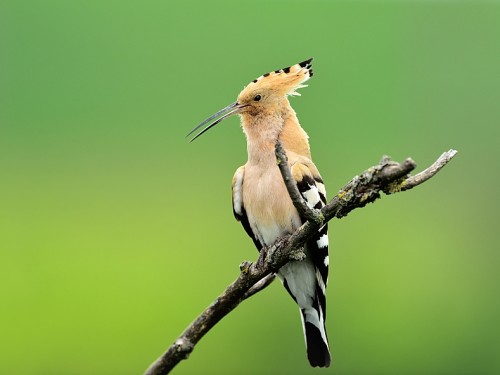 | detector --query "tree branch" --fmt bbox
[243,273,276,299]
[401,149,458,191]
[275,141,323,223]
[144,147,457,375]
